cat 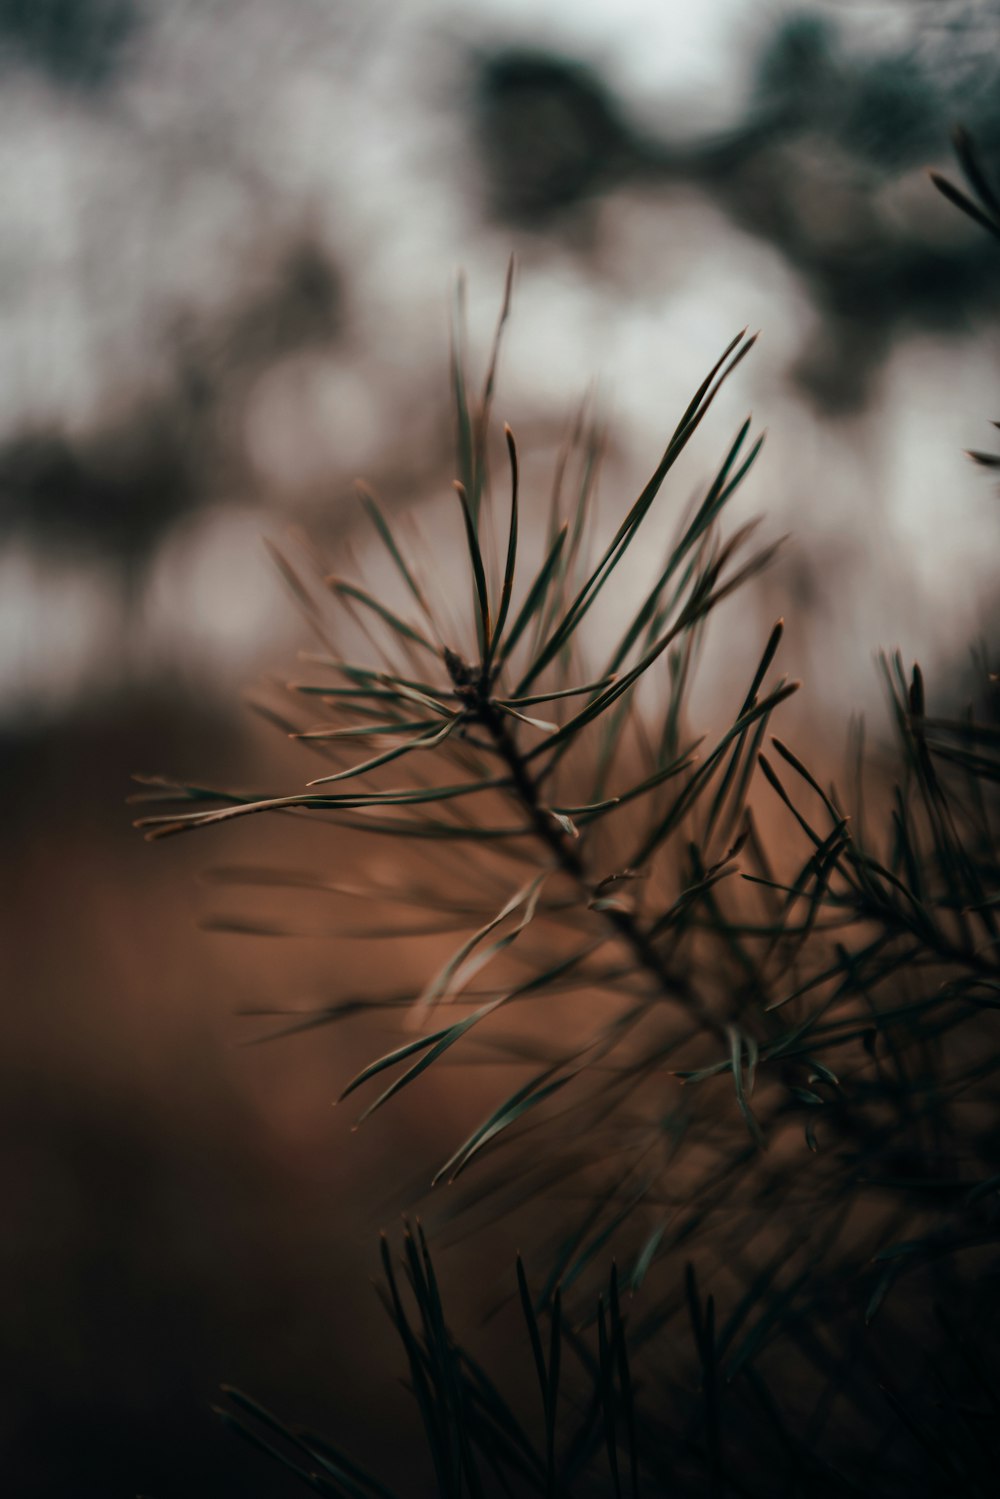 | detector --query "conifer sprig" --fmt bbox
[145,132,1000,1495]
